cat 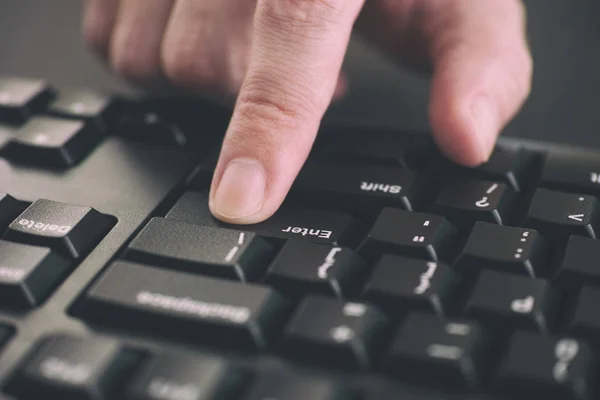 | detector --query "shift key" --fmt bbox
[77,261,292,350]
